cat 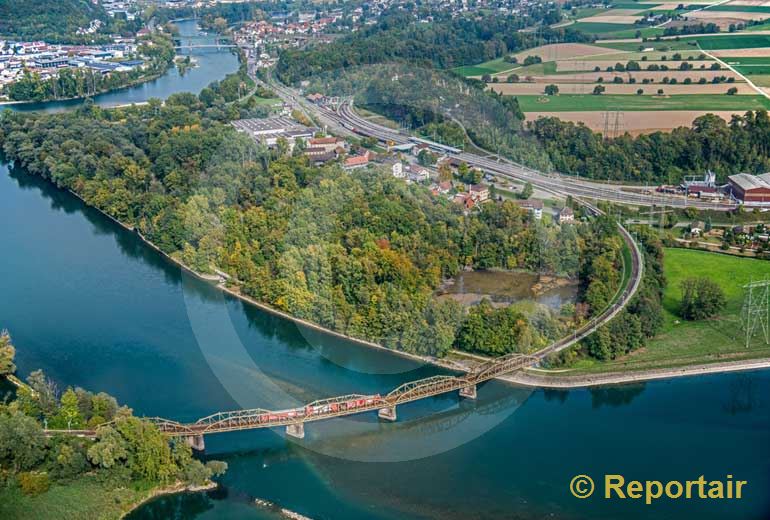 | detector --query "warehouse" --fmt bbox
[727,173,770,206]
